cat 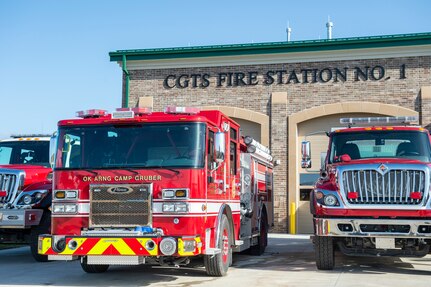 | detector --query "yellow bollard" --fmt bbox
[290,201,296,234]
